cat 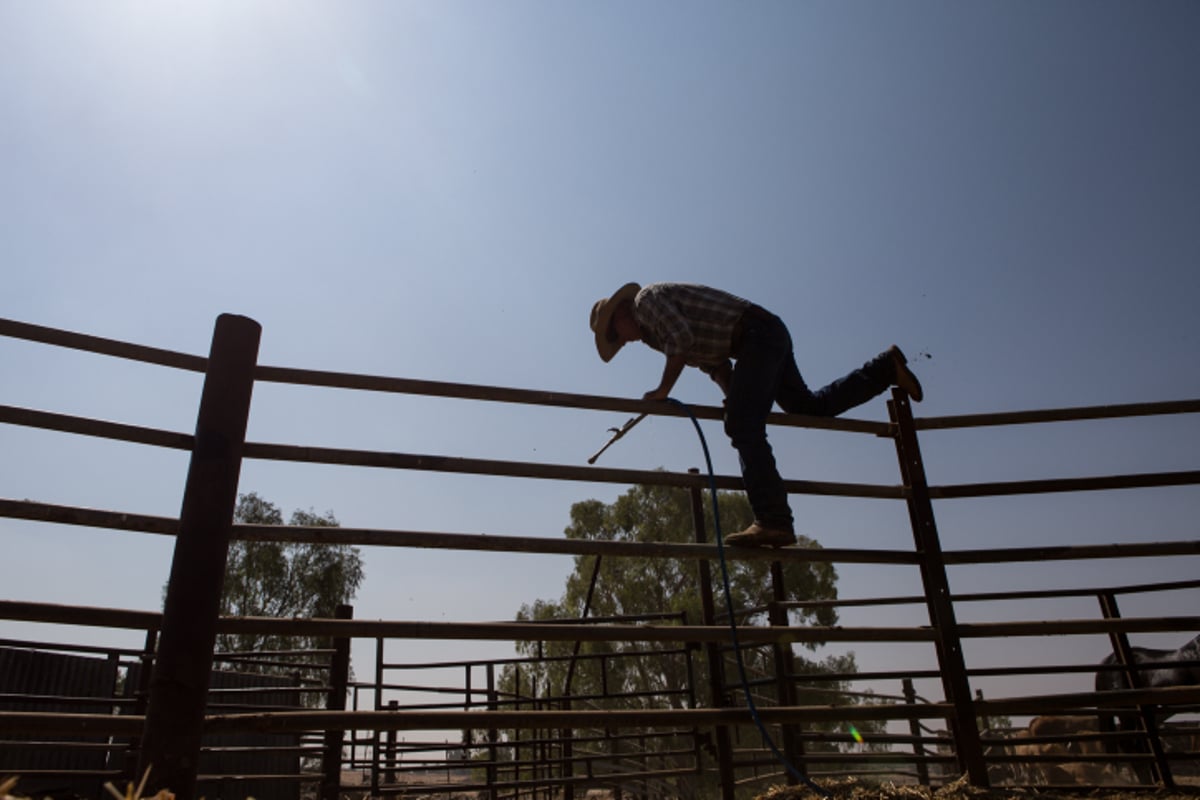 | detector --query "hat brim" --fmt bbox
[591,282,641,362]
